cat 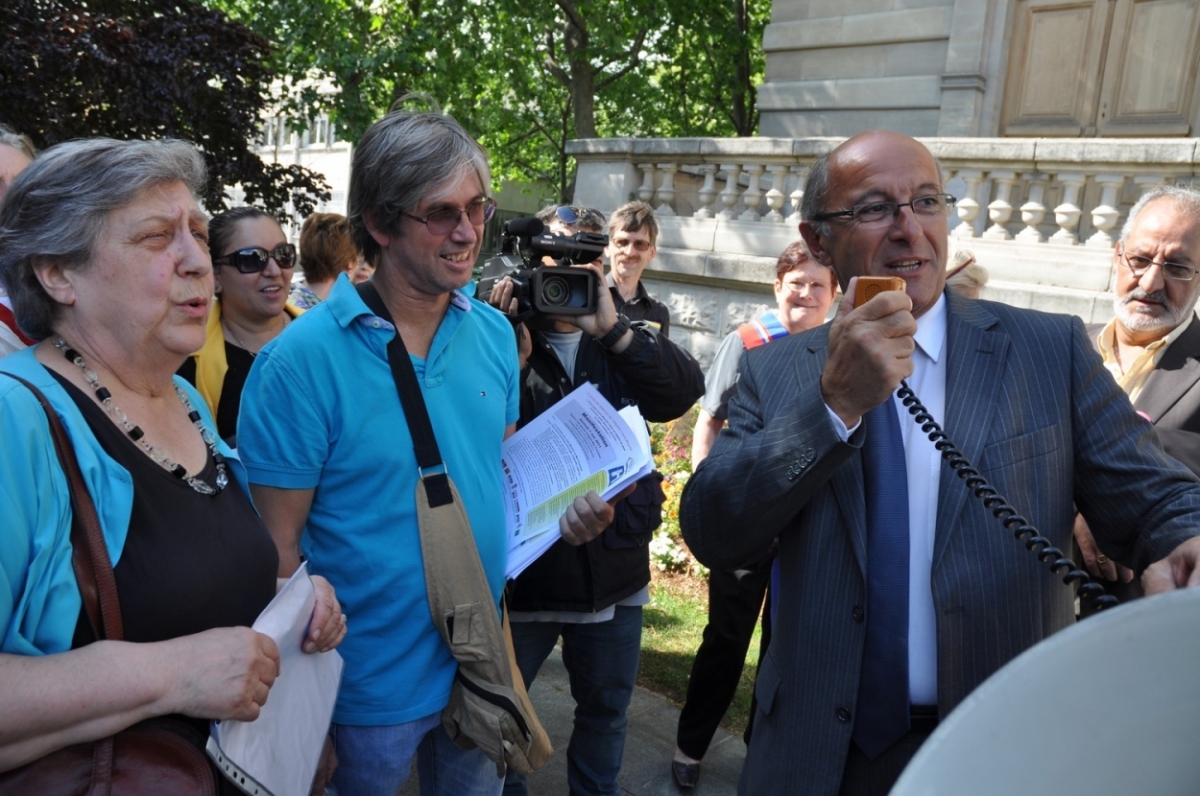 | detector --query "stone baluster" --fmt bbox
[739,164,766,222]
[982,171,1017,240]
[655,162,678,217]
[1050,173,1087,245]
[786,165,809,224]
[718,163,742,221]
[636,162,656,204]
[693,164,719,220]
[764,164,790,222]
[1085,174,1126,248]
[1015,173,1049,243]
[1133,174,1168,198]
[952,169,983,239]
